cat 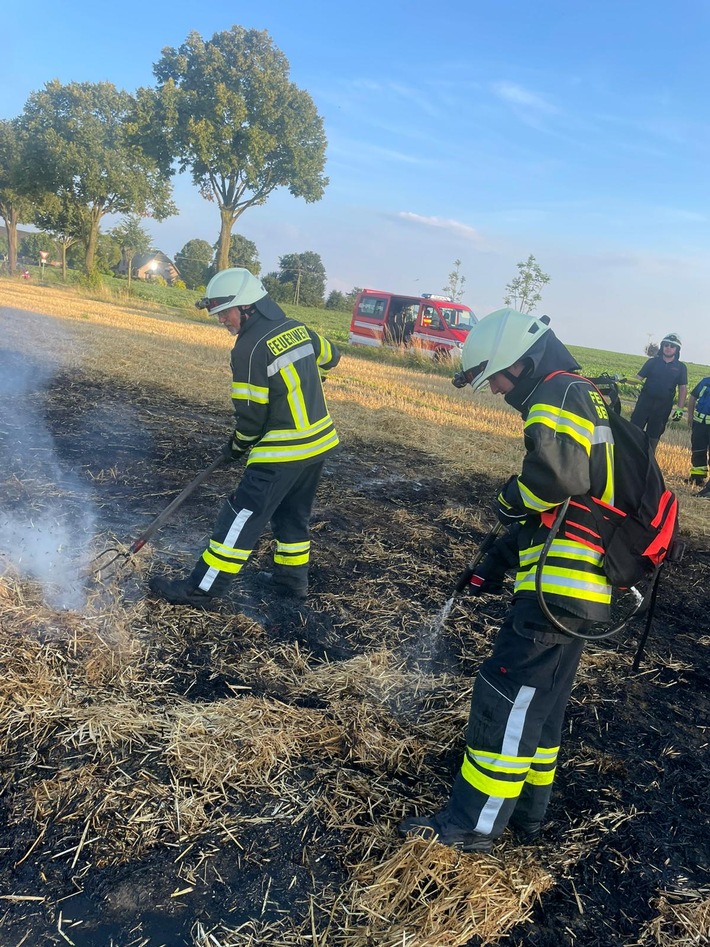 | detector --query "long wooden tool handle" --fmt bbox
[129,454,226,554]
